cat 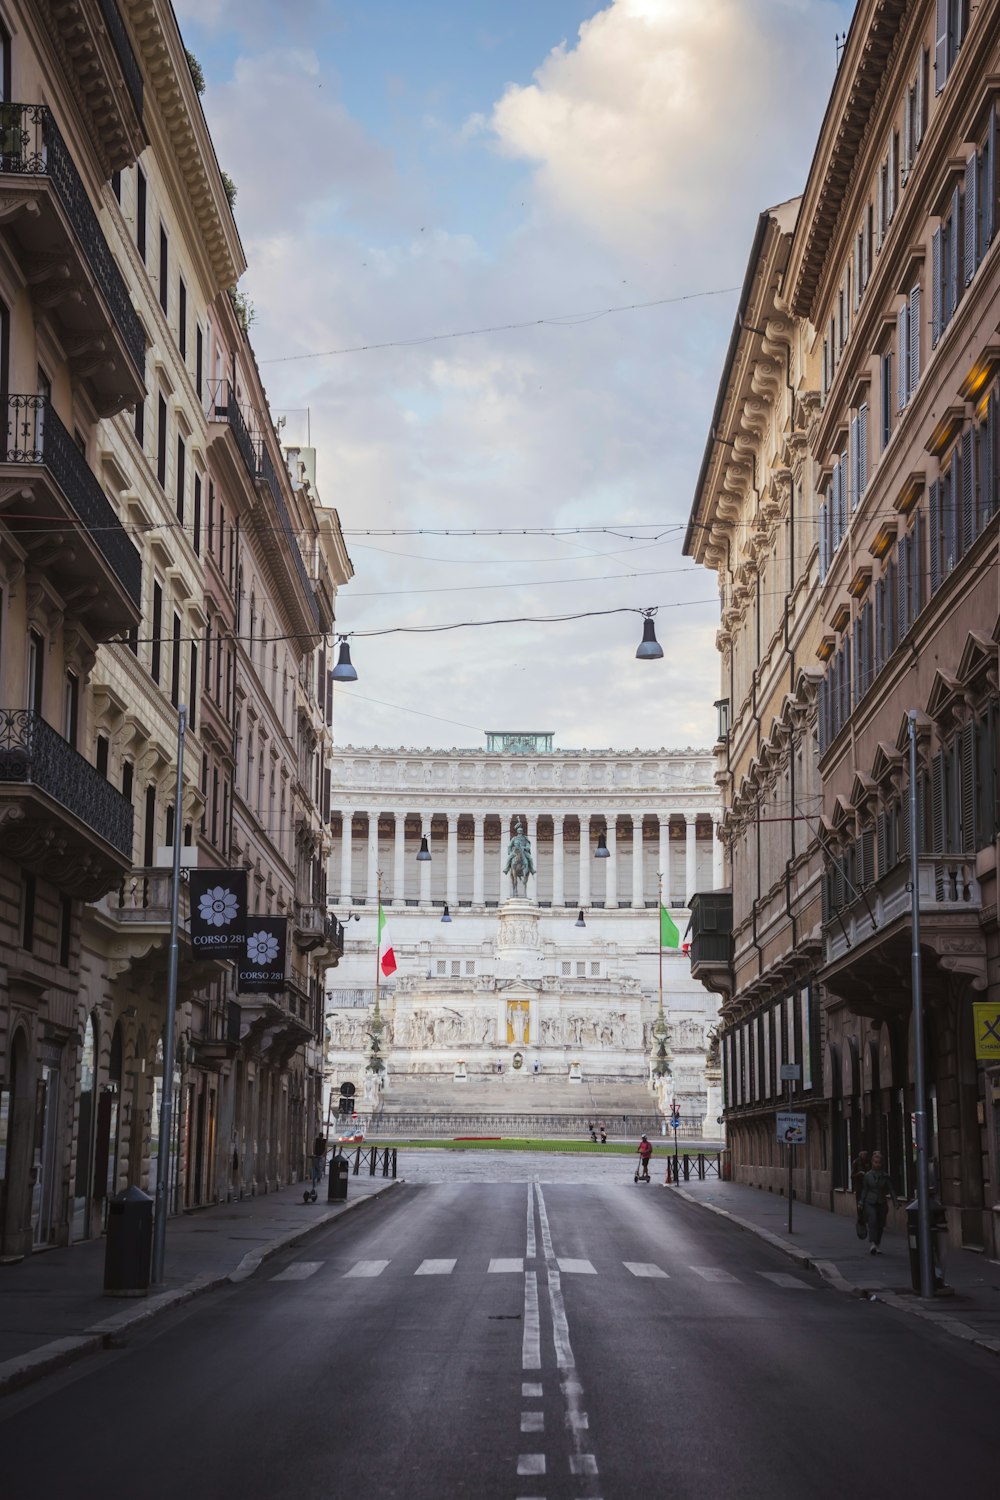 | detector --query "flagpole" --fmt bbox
[658,870,664,1017]
[375,870,382,1019]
